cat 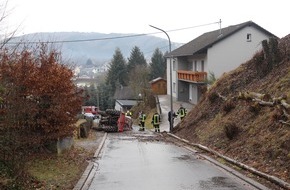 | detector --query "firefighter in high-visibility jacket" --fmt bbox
[177,104,187,120]
[151,112,161,132]
[138,111,146,131]
[126,110,132,117]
